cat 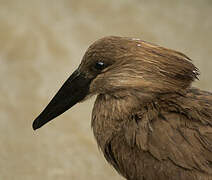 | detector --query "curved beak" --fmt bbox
[32,69,92,130]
